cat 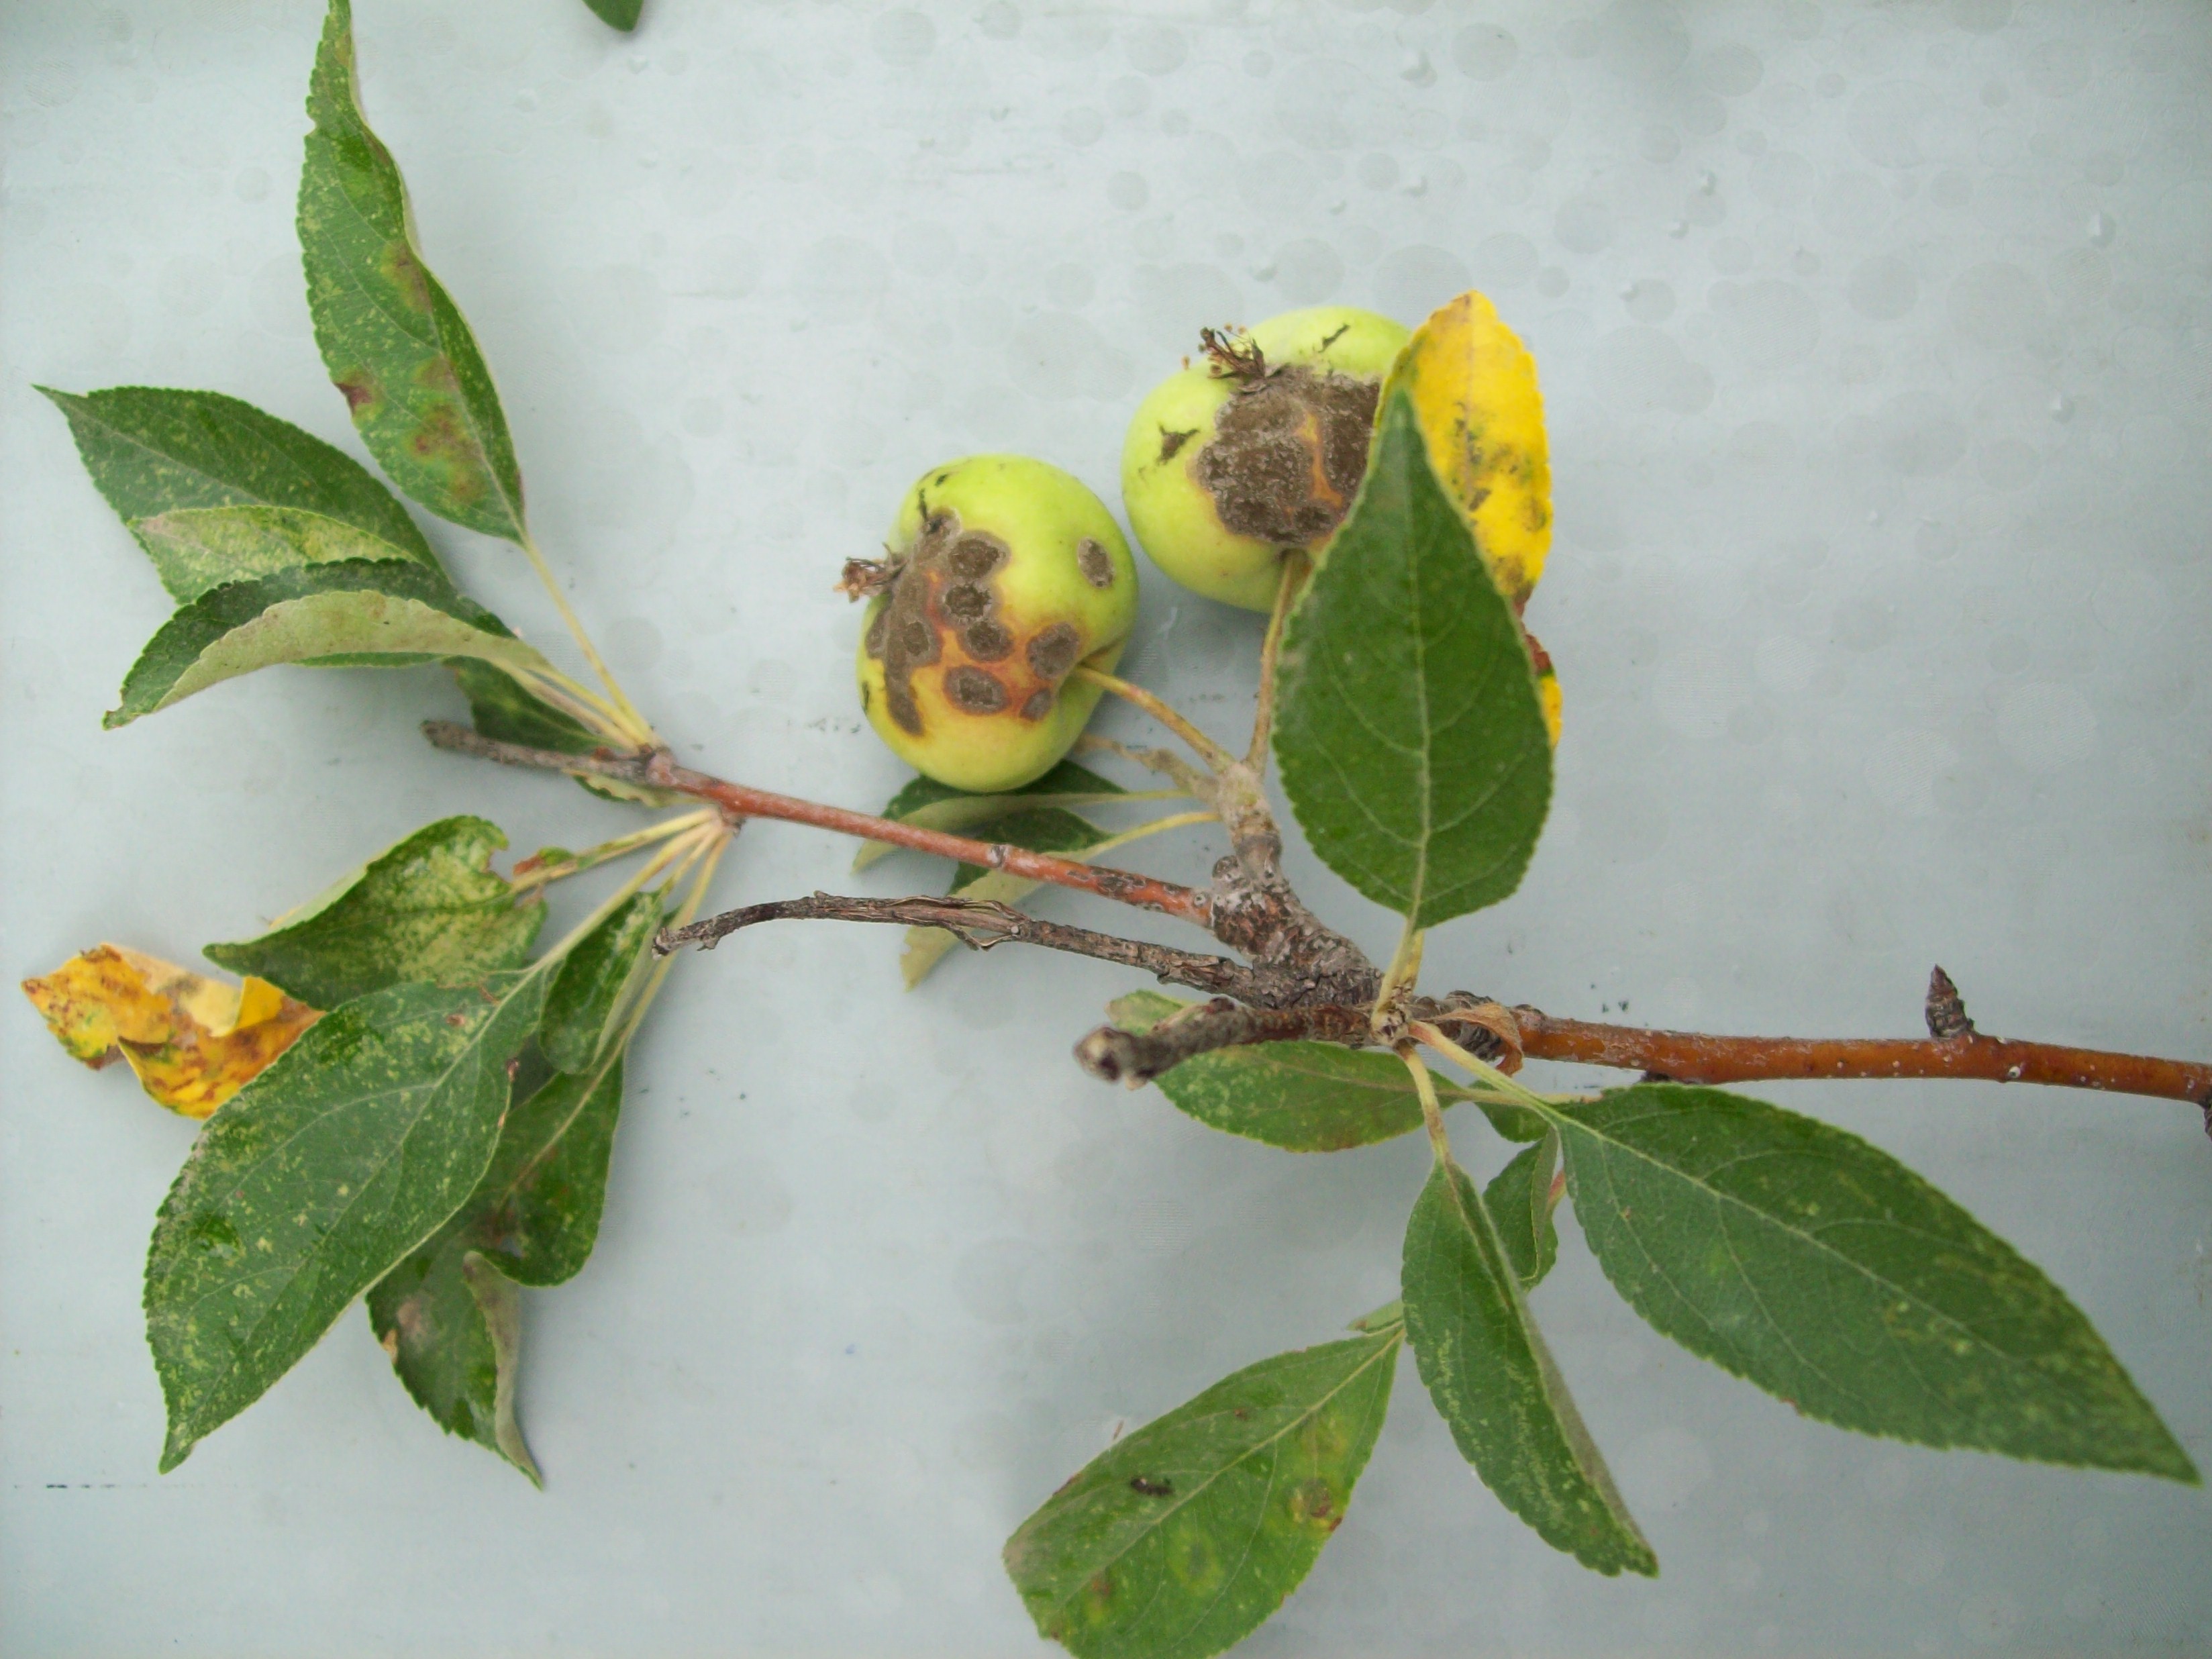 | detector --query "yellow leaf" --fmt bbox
[1527,627,1562,748]
[1381,289,1552,613]
[21,944,320,1119]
